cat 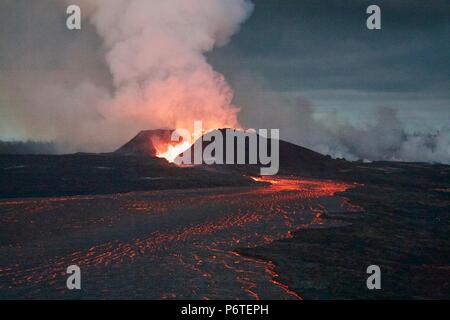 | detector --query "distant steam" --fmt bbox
[237,77,450,164]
